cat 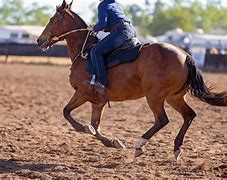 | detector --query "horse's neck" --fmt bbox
[64,17,97,62]
[65,32,86,62]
